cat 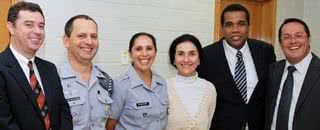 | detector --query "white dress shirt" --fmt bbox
[271,52,312,130]
[10,44,45,95]
[223,40,258,102]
